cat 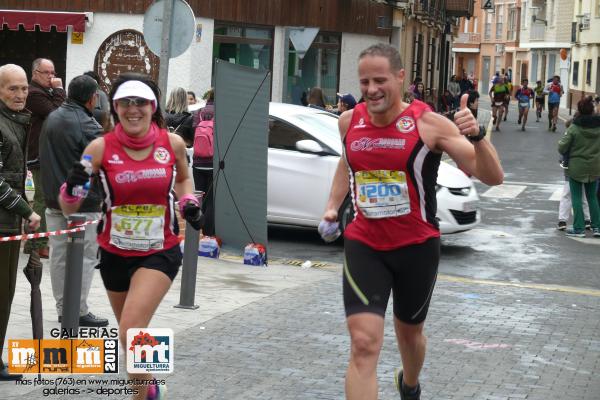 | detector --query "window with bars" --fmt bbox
[586,59,592,85]
[427,37,436,91]
[507,7,517,41]
[495,5,503,40]
[412,32,424,81]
